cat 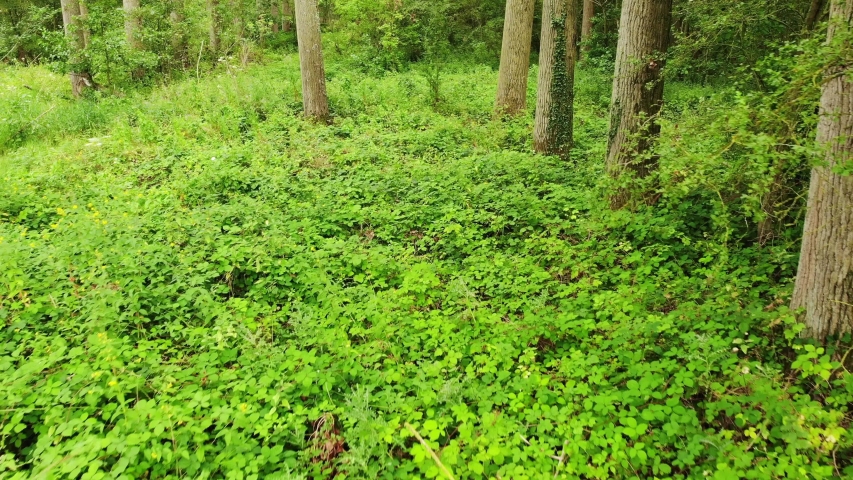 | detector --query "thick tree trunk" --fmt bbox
[805,0,827,31]
[606,0,672,208]
[295,0,329,123]
[208,0,221,54]
[533,0,577,157]
[124,0,142,49]
[581,0,594,56]
[495,0,535,115]
[60,0,92,97]
[792,0,853,340]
